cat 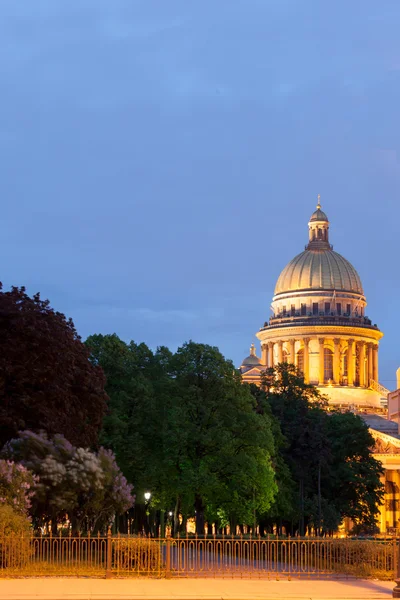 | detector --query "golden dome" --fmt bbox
[274,249,364,296]
[274,198,364,297]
